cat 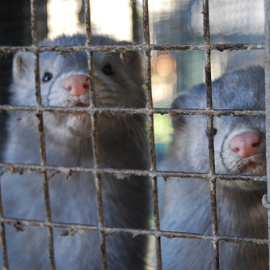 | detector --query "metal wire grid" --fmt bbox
[0,0,268,269]
[264,0,270,269]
